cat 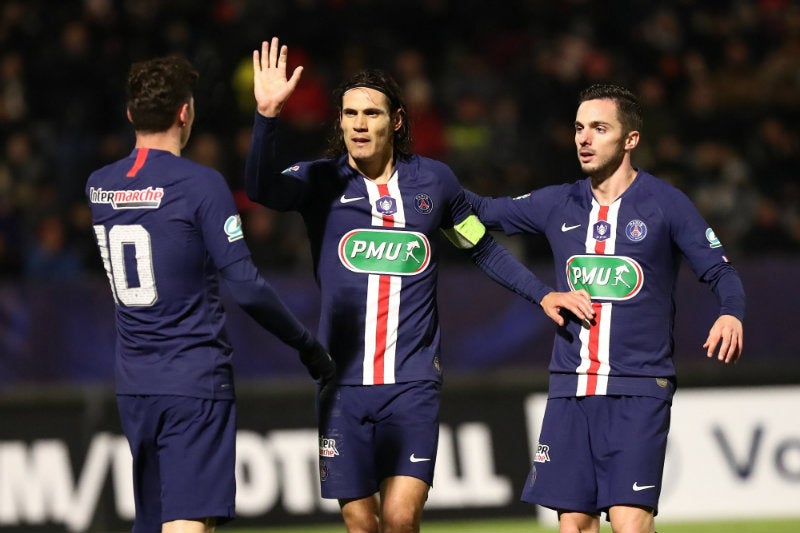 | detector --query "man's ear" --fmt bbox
[625,130,640,150]
[393,109,403,132]
[126,108,134,124]
[178,103,189,128]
